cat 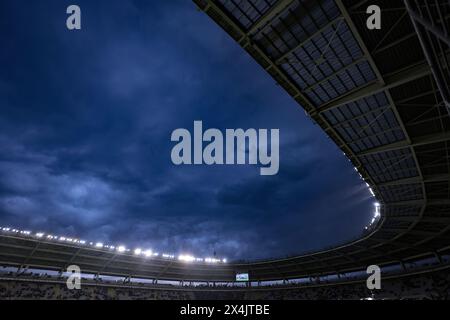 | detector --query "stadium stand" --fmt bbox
[0,265,449,300]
